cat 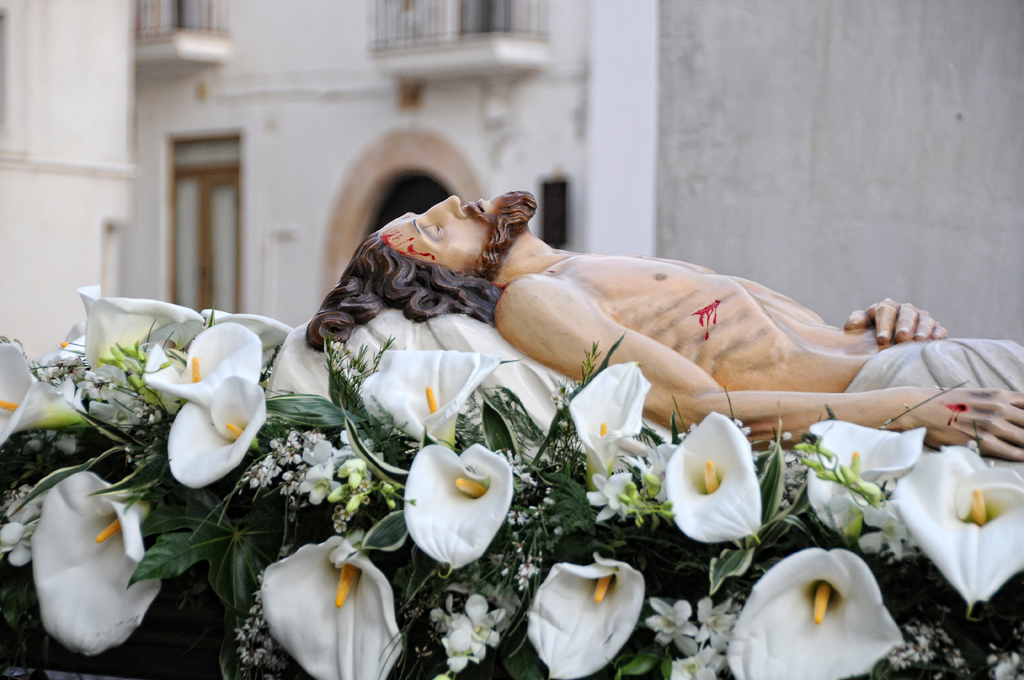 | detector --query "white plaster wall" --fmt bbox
[585,0,658,256]
[0,0,133,358]
[127,0,589,328]
[657,1,1024,342]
